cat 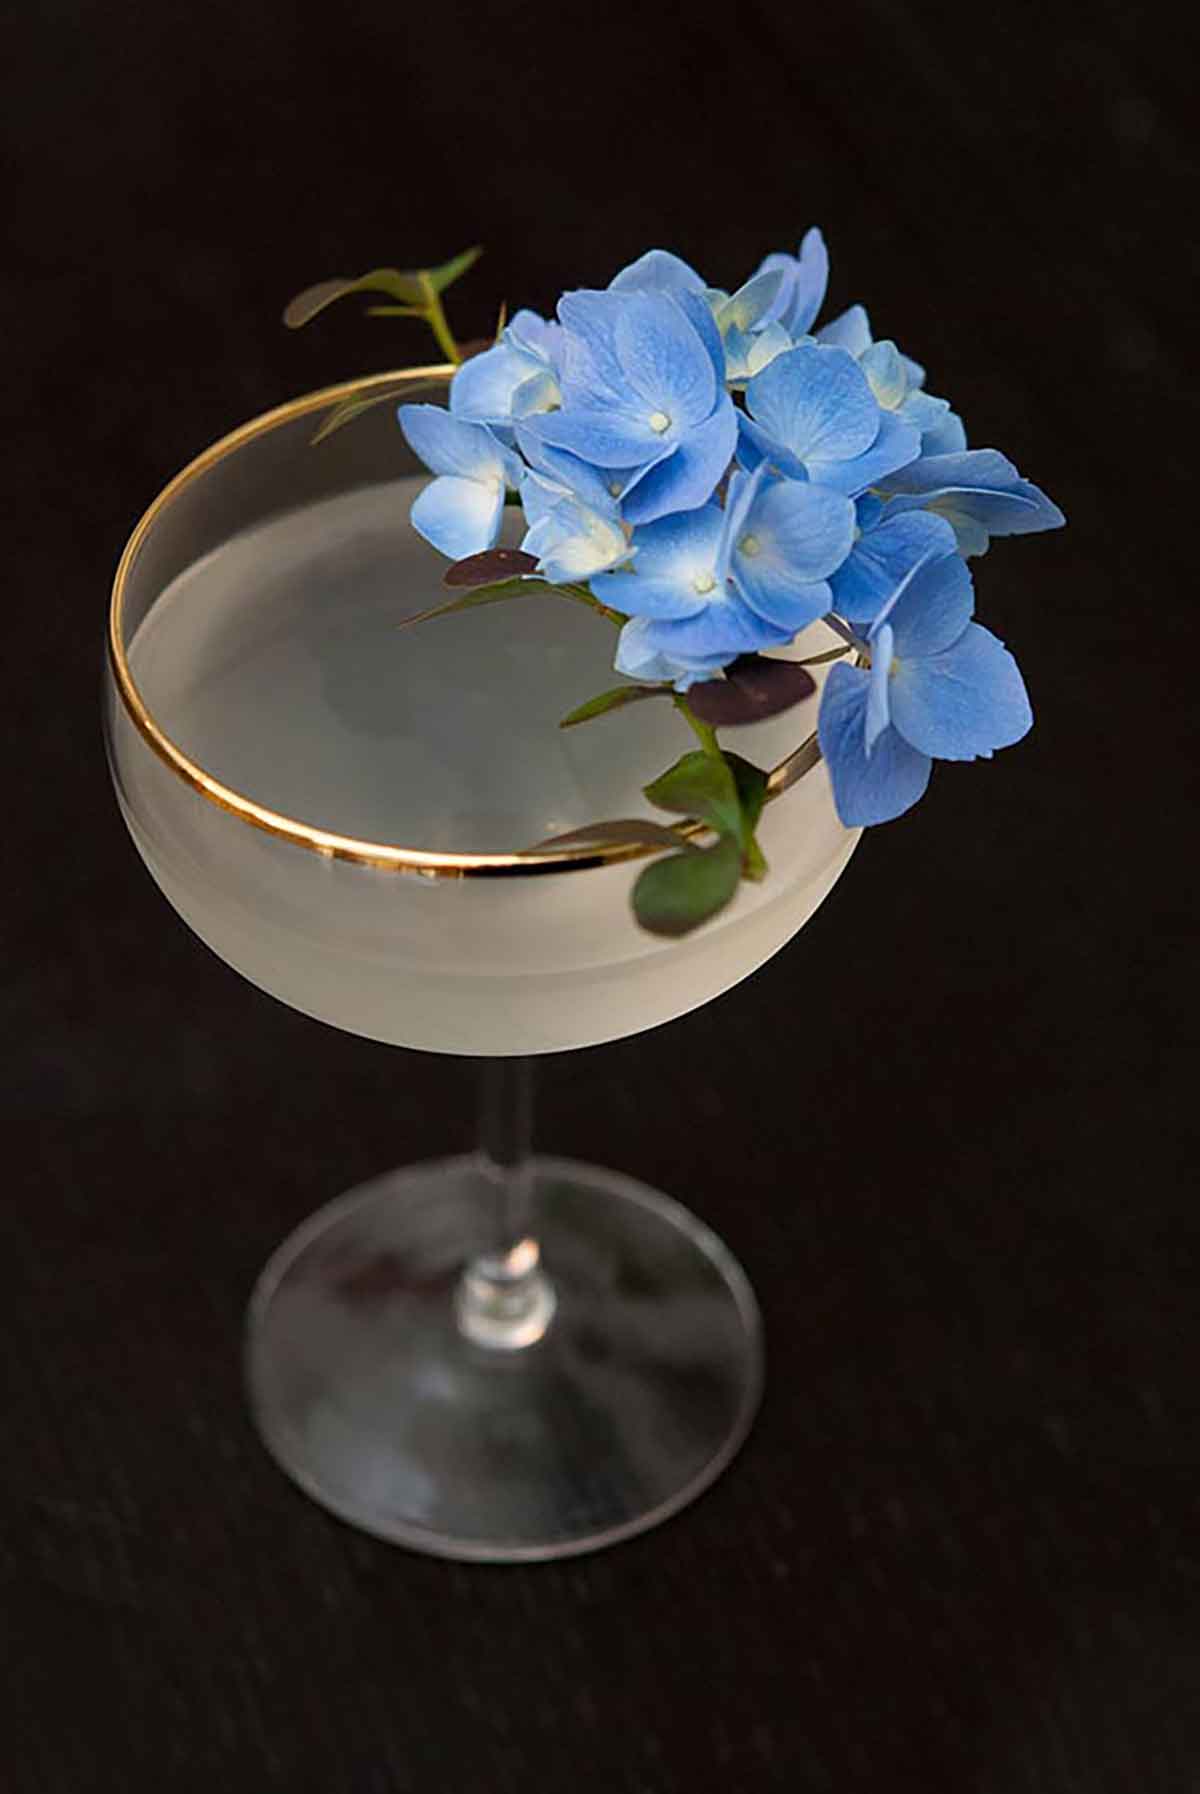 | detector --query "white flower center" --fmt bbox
[648,410,672,434]
[739,533,761,558]
[692,570,716,596]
